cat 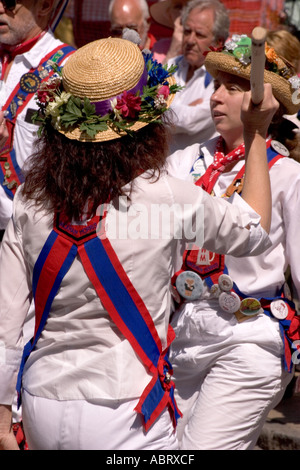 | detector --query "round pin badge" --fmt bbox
[20,73,41,93]
[240,297,262,316]
[175,271,204,301]
[283,282,292,301]
[270,299,289,320]
[218,274,233,292]
[171,284,181,304]
[193,157,204,172]
[270,140,290,157]
[210,283,221,298]
[219,291,241,314]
